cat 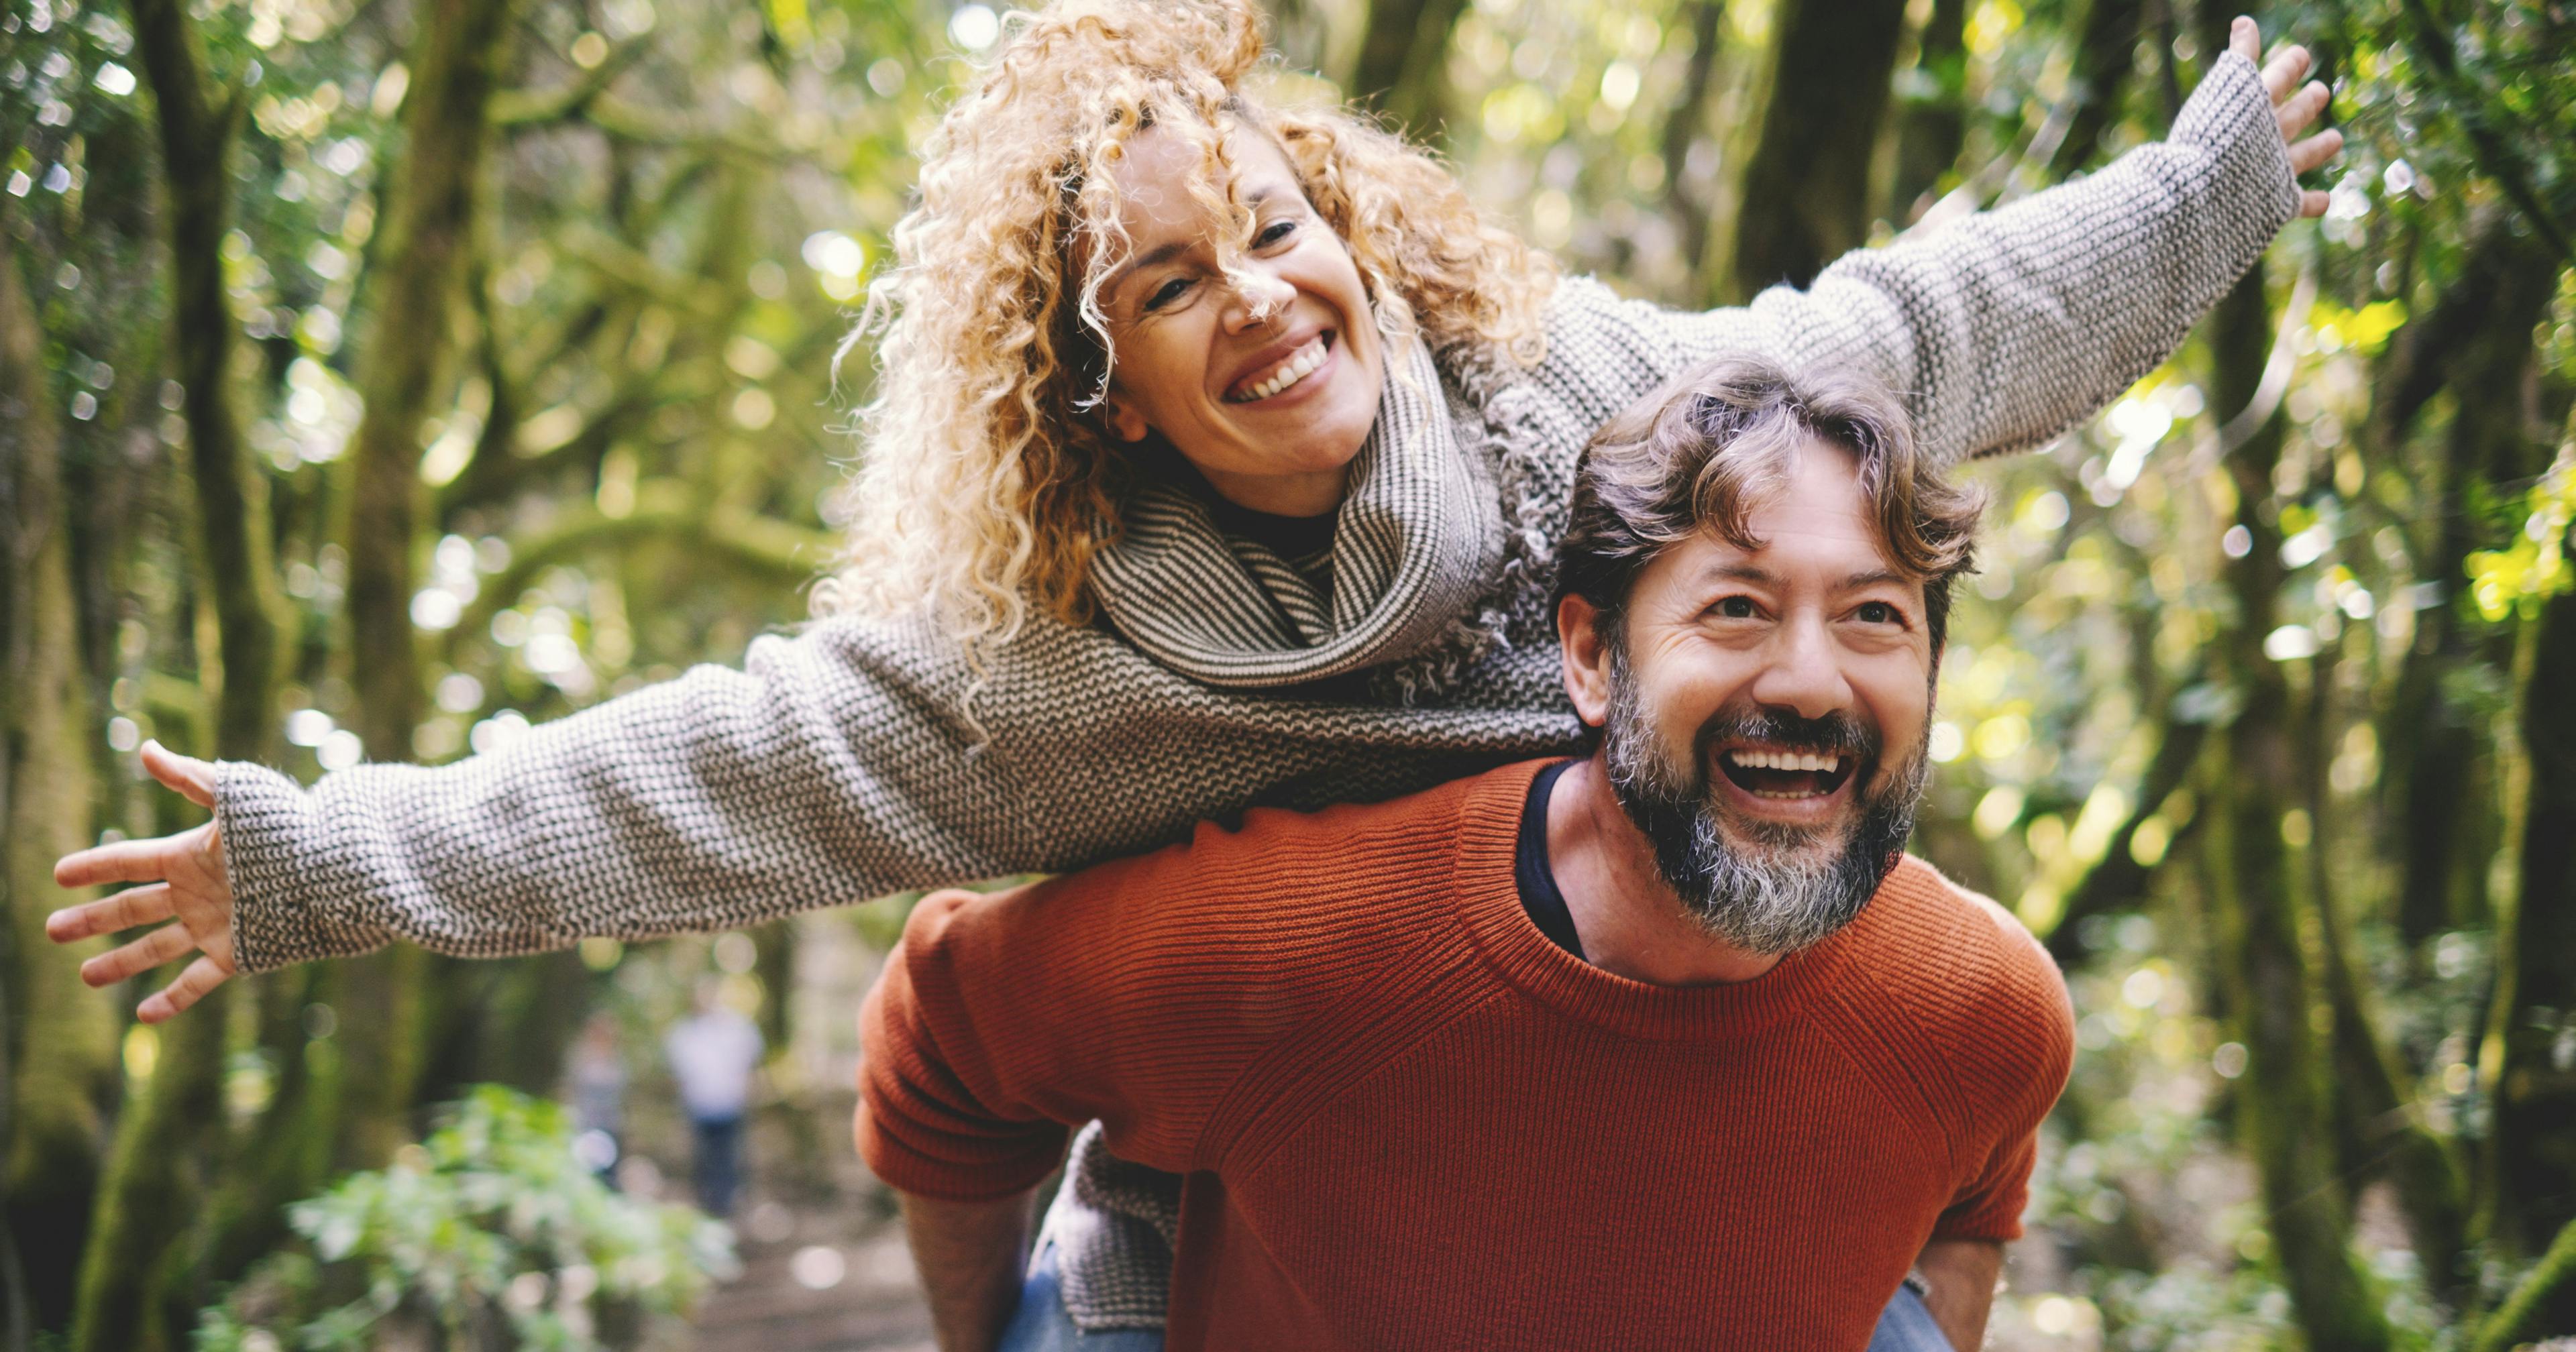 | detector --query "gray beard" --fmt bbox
[1599,651,1929,956]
